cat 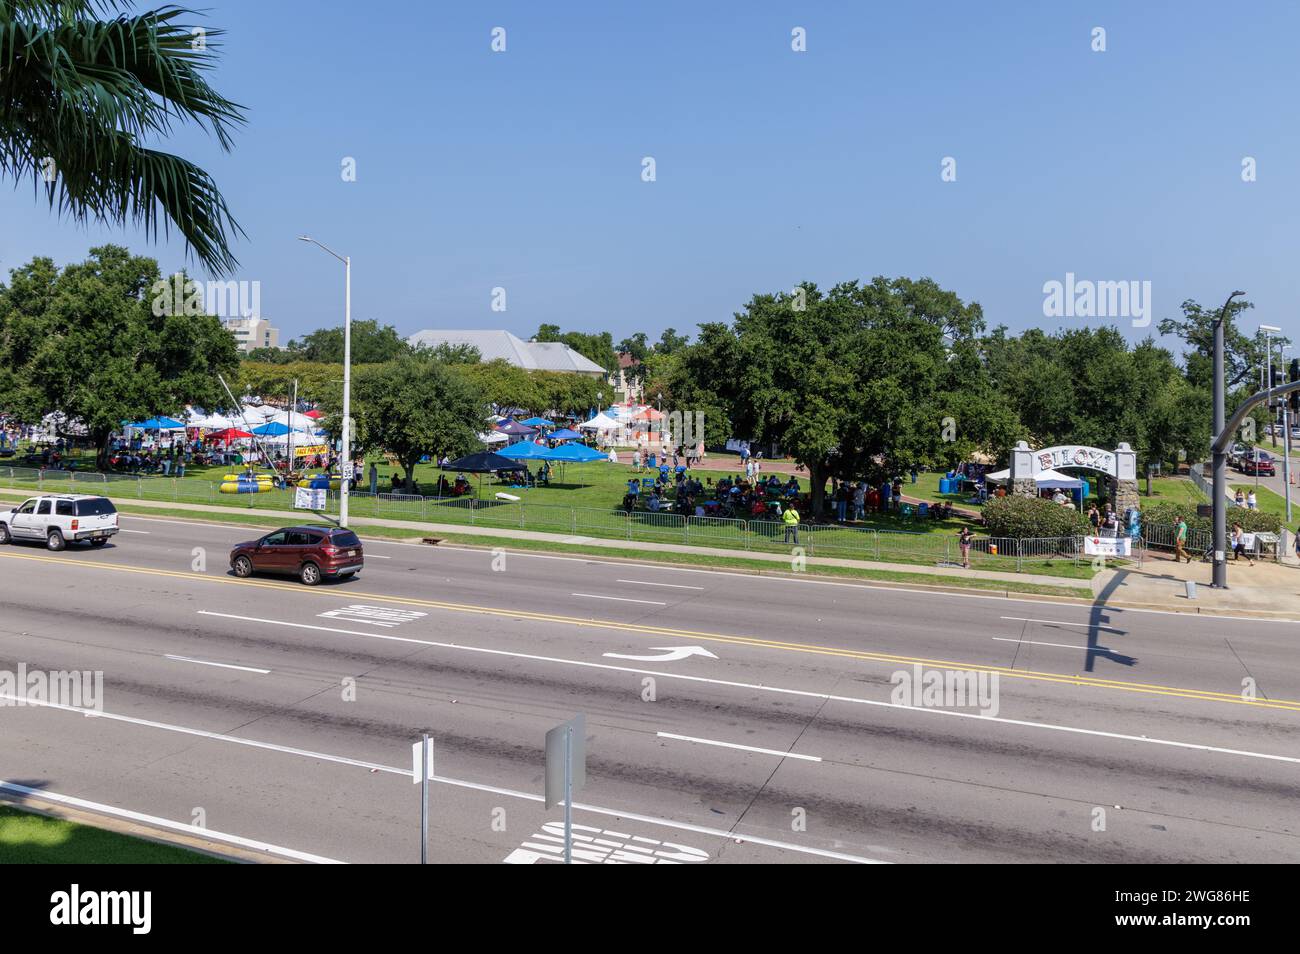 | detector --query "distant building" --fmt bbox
[224,317,280,353]
[611,351,643,403]
[406,329,606,378]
